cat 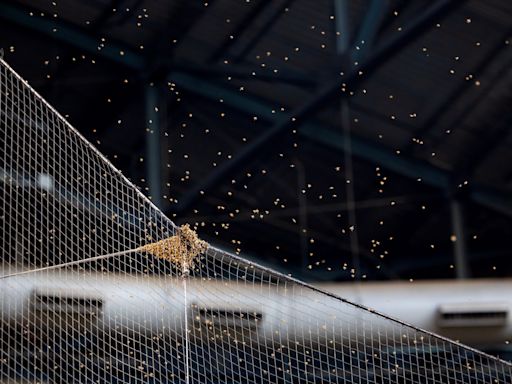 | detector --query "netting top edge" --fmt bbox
[0,58,178,234]
[2,58,510,368]
[209,238,512,367]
